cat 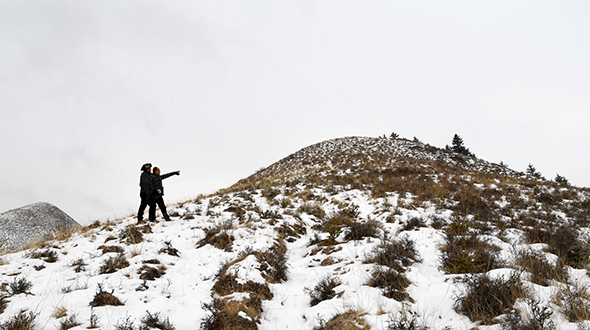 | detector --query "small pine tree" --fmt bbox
[390,132,399,139]
[499,161,508,168]
[555,173,570,185]
[413,136,422,143]
[526,164,544,180]
[450,134,474,157]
